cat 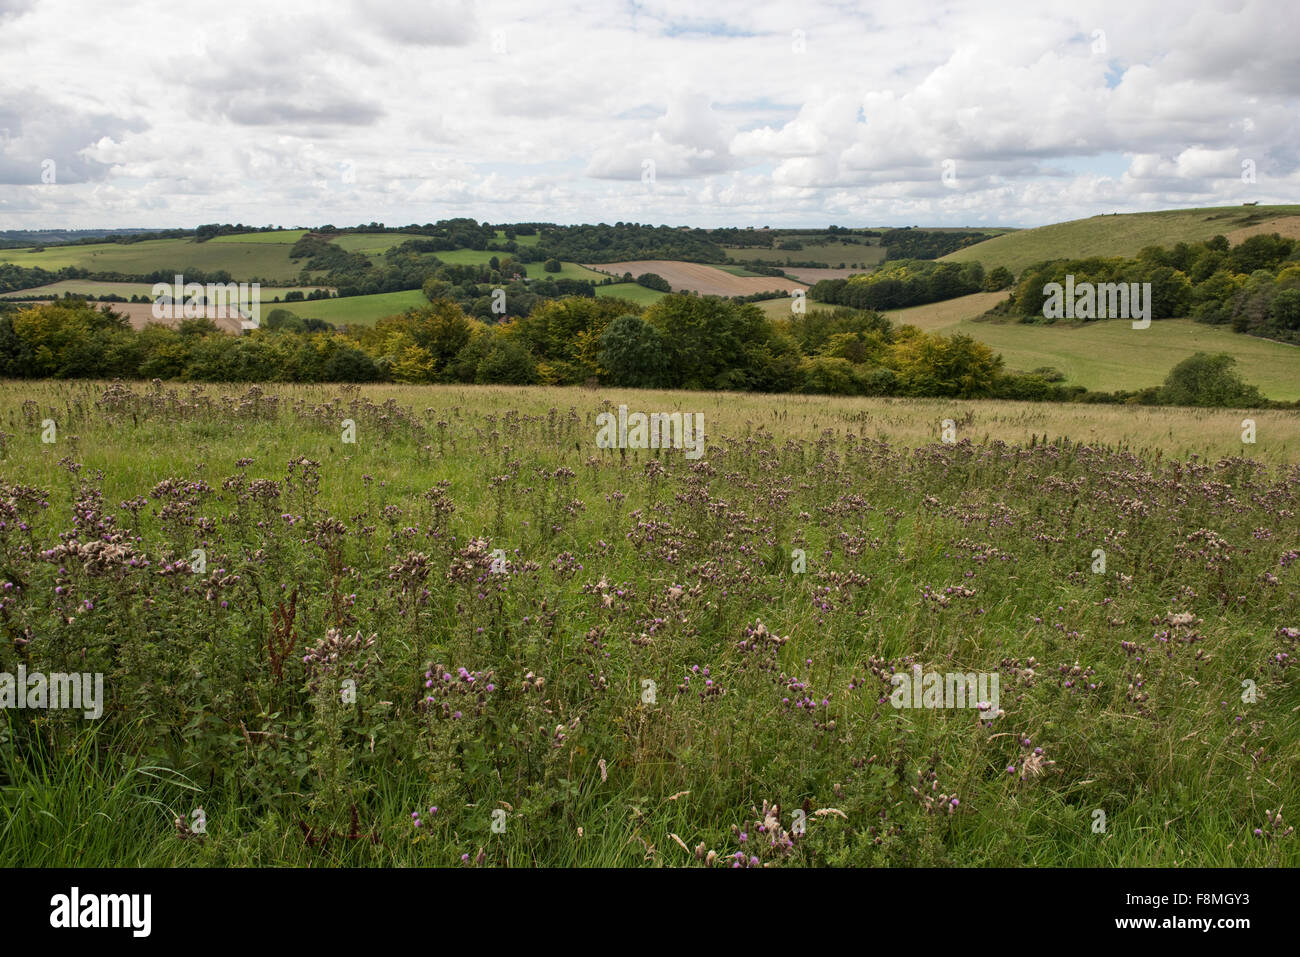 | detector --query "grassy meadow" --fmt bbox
[0,380,1297,867]
[944,205,1300,274]
[0,236,314,284]
[272,289,430,325]
[882,293,1300,401]
[730,238,888,269]
[594,283,669,307]
[208,230,308,245]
